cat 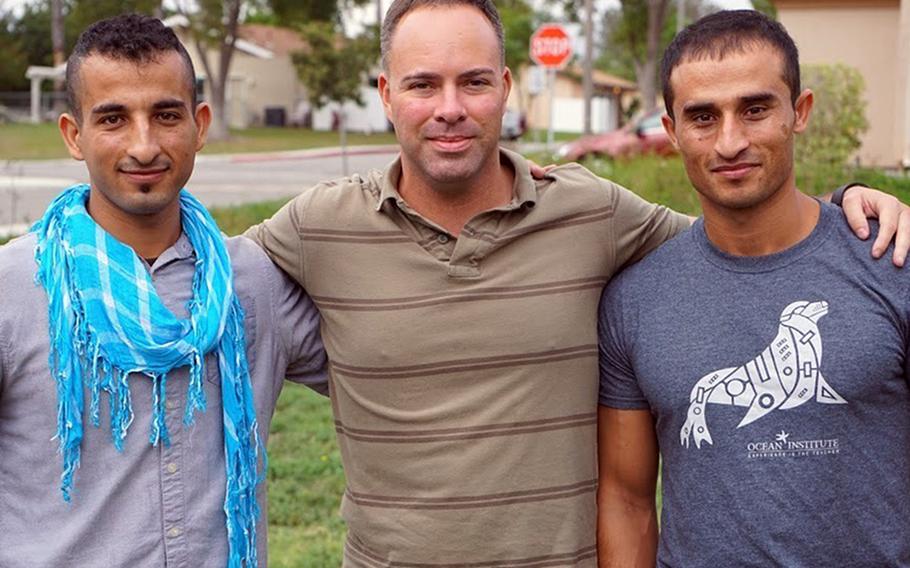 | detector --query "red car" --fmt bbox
[555,109,676,161]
